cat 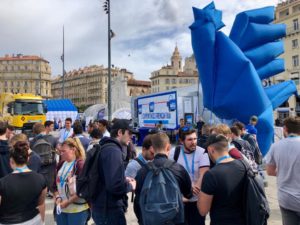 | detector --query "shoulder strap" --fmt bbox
[135,157,144,167]
[232,140,242,151]
[173,146,181,162]
[240,159,255,178]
